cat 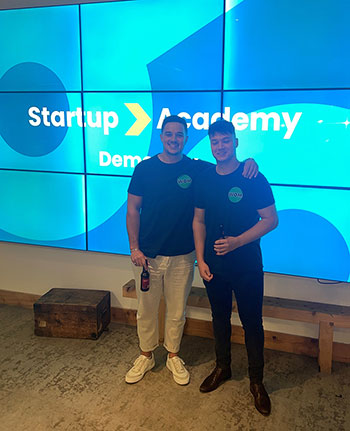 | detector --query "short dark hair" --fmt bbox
[161,115,188,134]
[208,119,236,138]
